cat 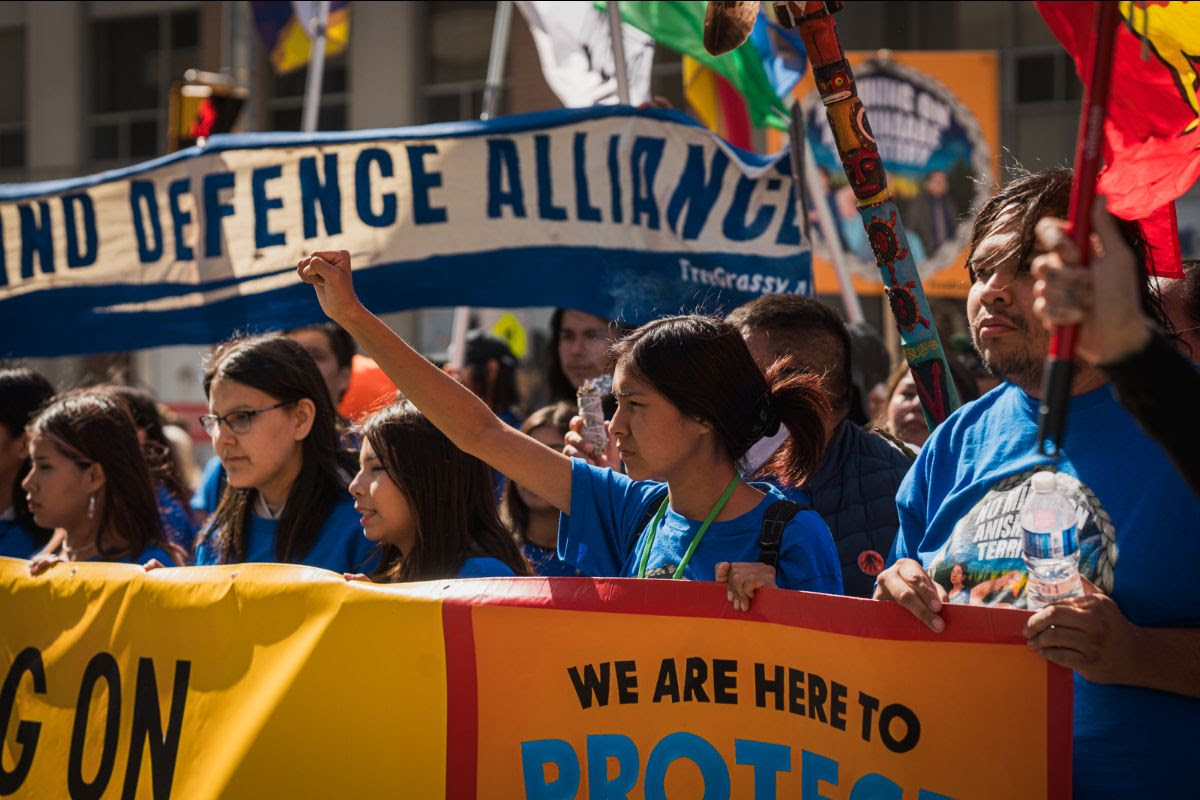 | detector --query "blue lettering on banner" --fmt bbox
[723,176,776,242]
[522,739,580,800]
[487,139,525,219]
[168,178,194,262]
[518,733,957,800]
[355,148,397,228]
[774,165,803,247]
[535,135,568,222]
[630,136,665,230]
[406,144,447,225]
[735,739,791,800]
[203,172,236,258]
[644,732,728,800]
[62,194,98,269]
[251,166,286,250]
[129,182,163,263]
[607,134,623,224]
[801,749,838,800]
[586,734,639,799]
[573,132,602,223]
[19,202,53,279]
[666,145,729,241]
[298,154,342,239]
